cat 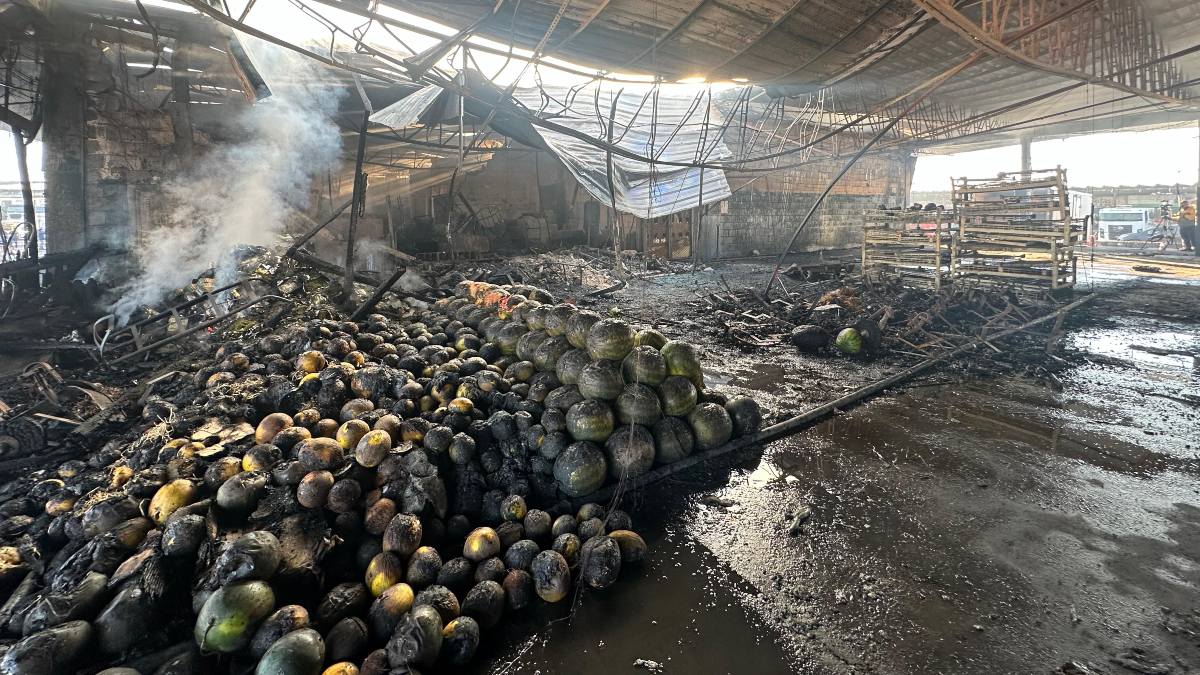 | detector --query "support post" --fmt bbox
[695,173,705,269]
[10,127,37,263]
[42,11,87,253]
[343,111,369,303]
[169,38,195,167]
[603,89,626,279]
[1020,136,1033,174]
